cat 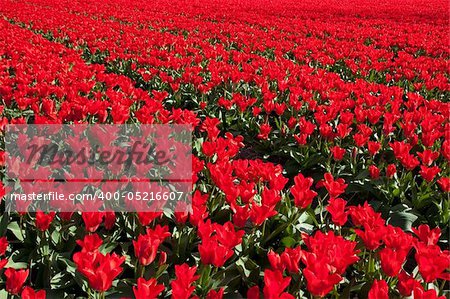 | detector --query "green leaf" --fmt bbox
[0,213,10,236]
[7,221,24,241]
[387,211,418,231]
[51,271,75,289]
[5,260,28,269]
[51,229,61,245]
[99,241,117,254]
[281,236,296,248]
